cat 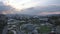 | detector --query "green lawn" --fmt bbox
[37,25,51,33]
